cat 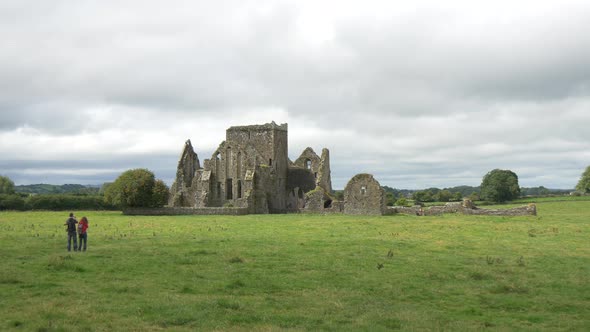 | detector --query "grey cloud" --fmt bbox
[1,1,590,189]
